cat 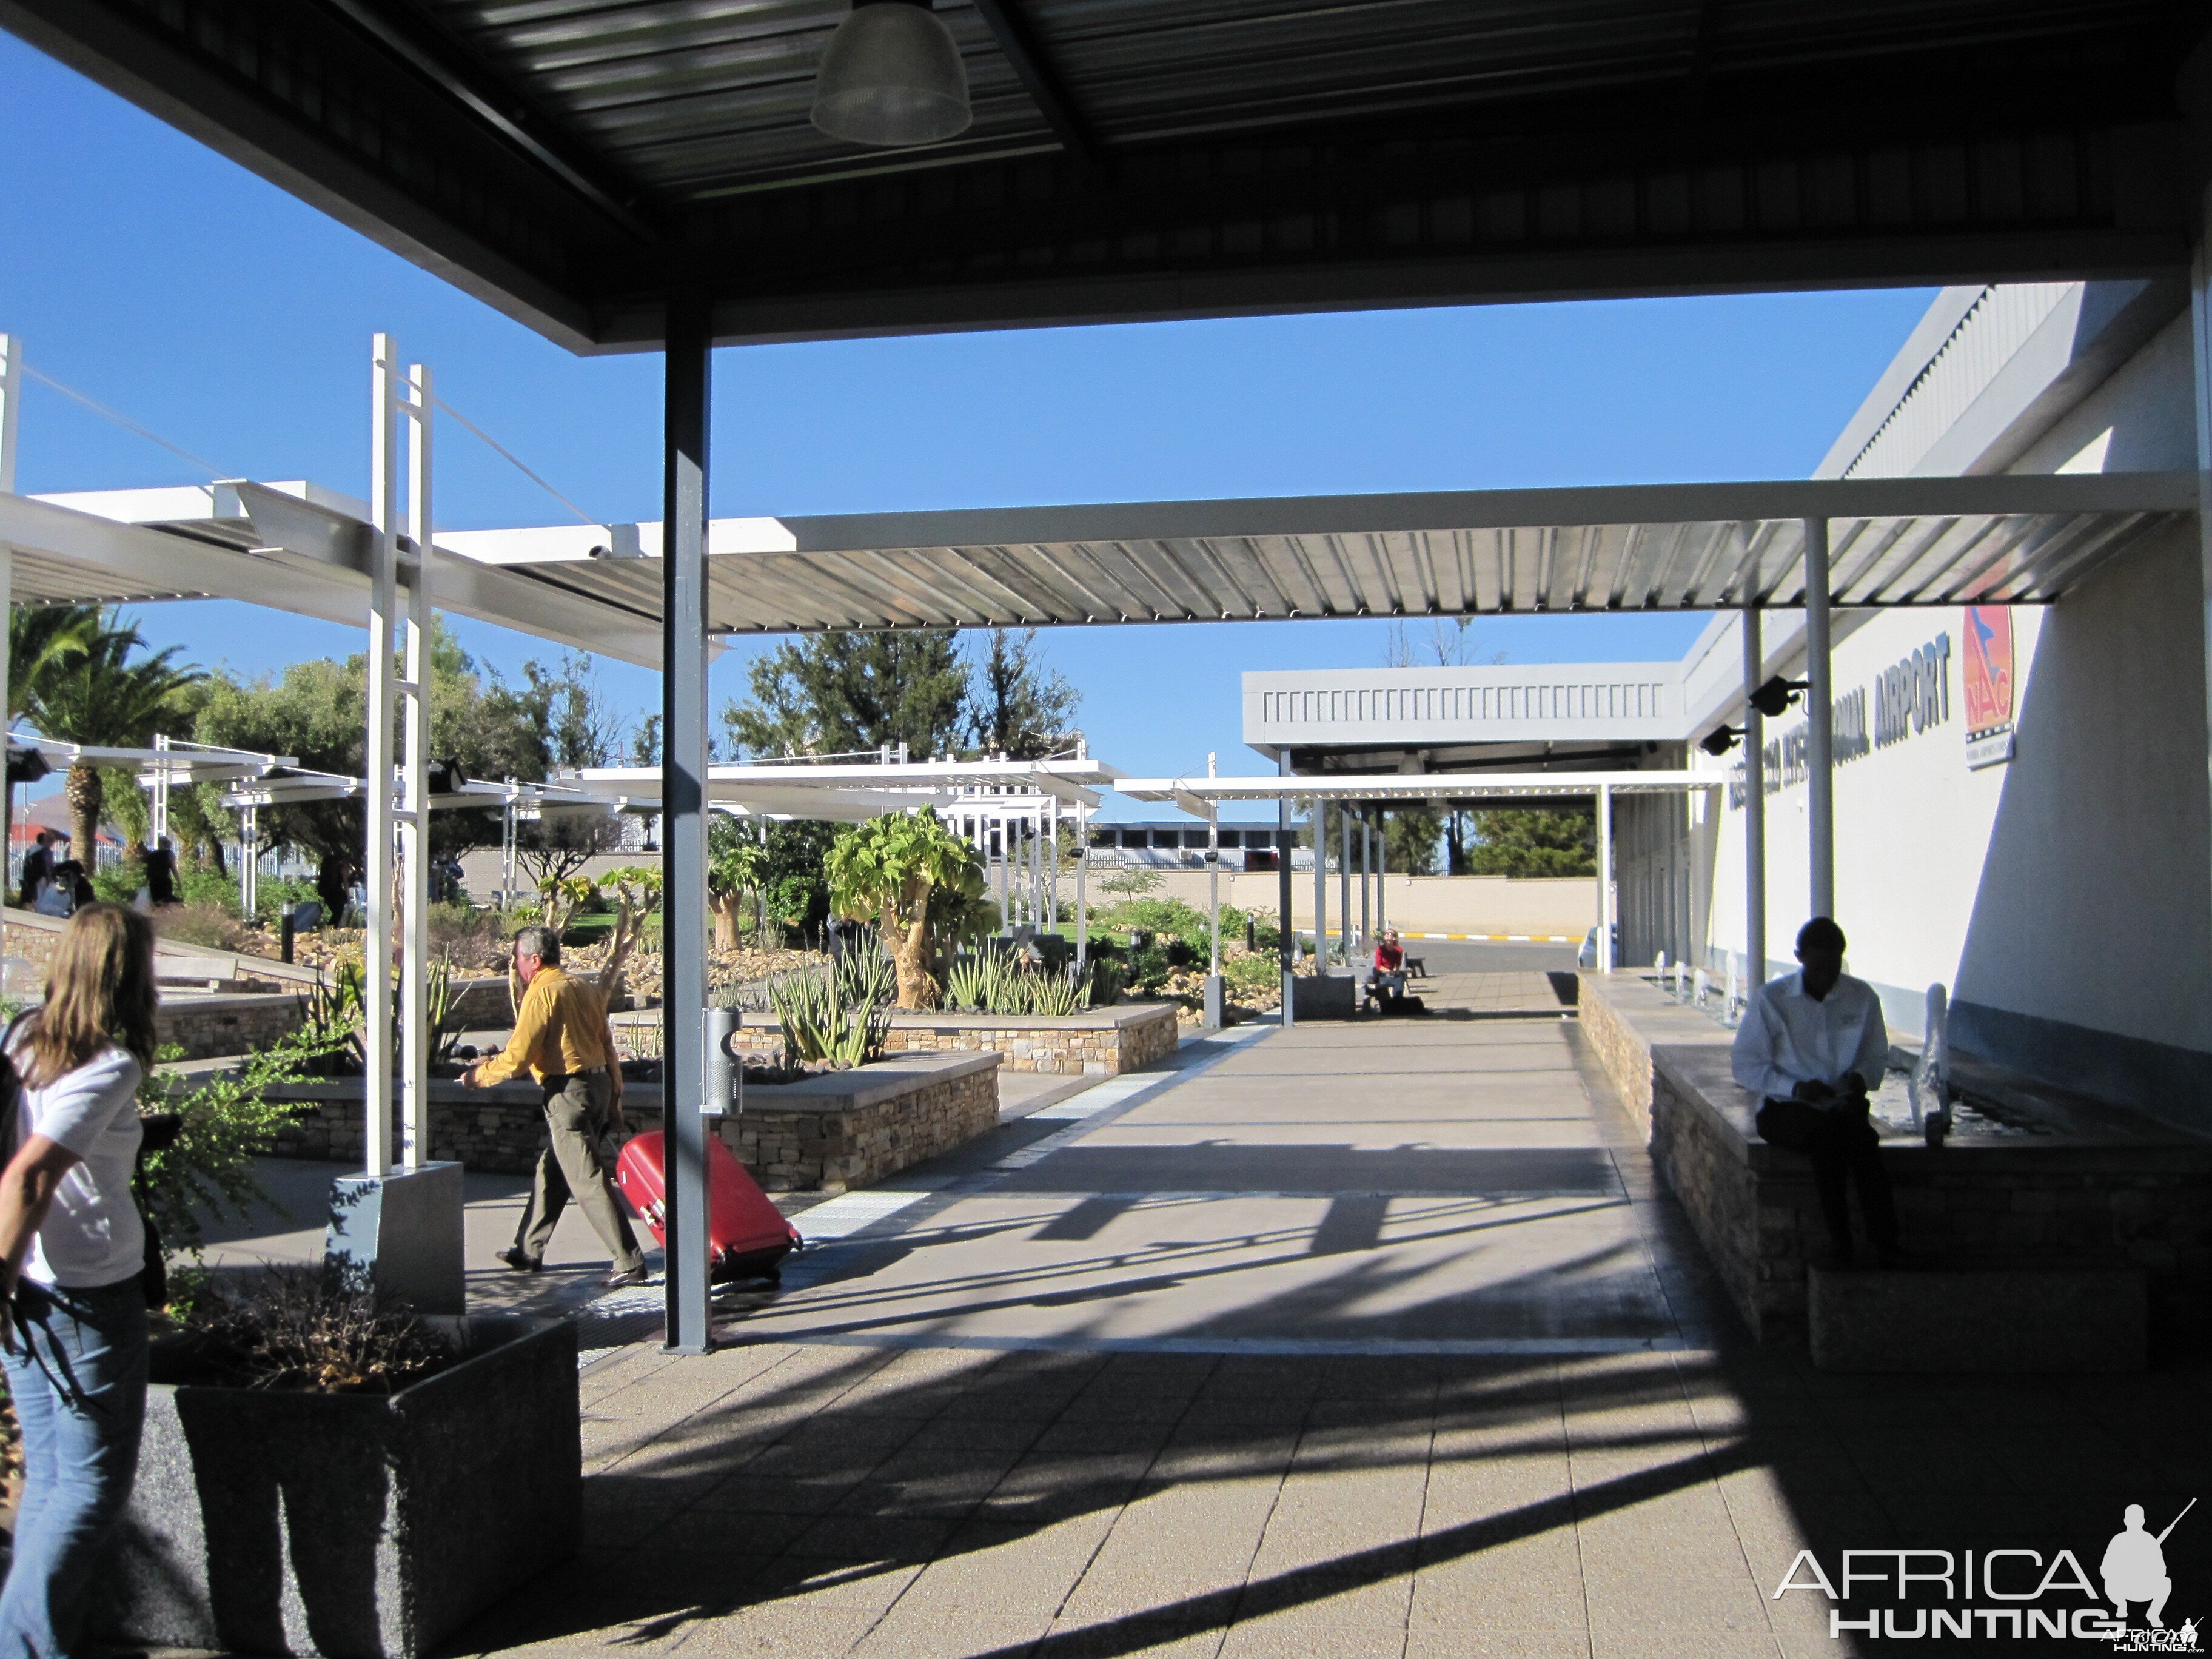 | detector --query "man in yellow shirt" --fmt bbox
[464,925,646,1287]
